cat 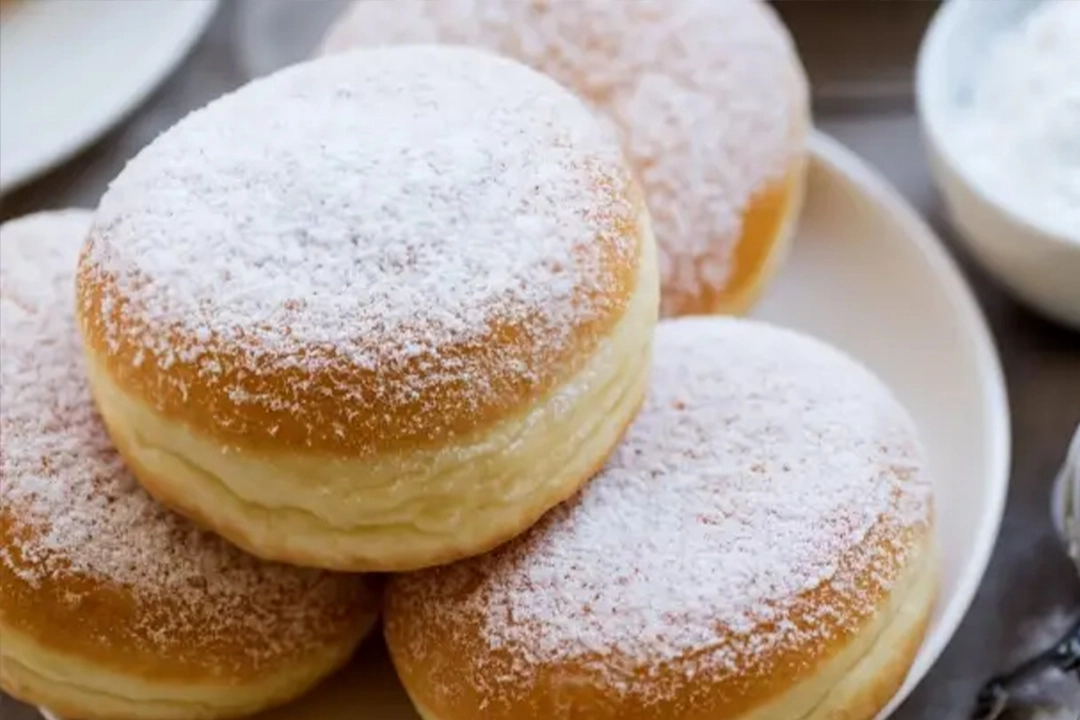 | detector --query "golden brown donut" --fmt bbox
[76,45,659,572]
[385,317,938,720]
[0,210,378,720]
[320,0,810,317]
